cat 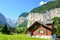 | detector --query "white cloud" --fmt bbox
[39,1,47,5]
